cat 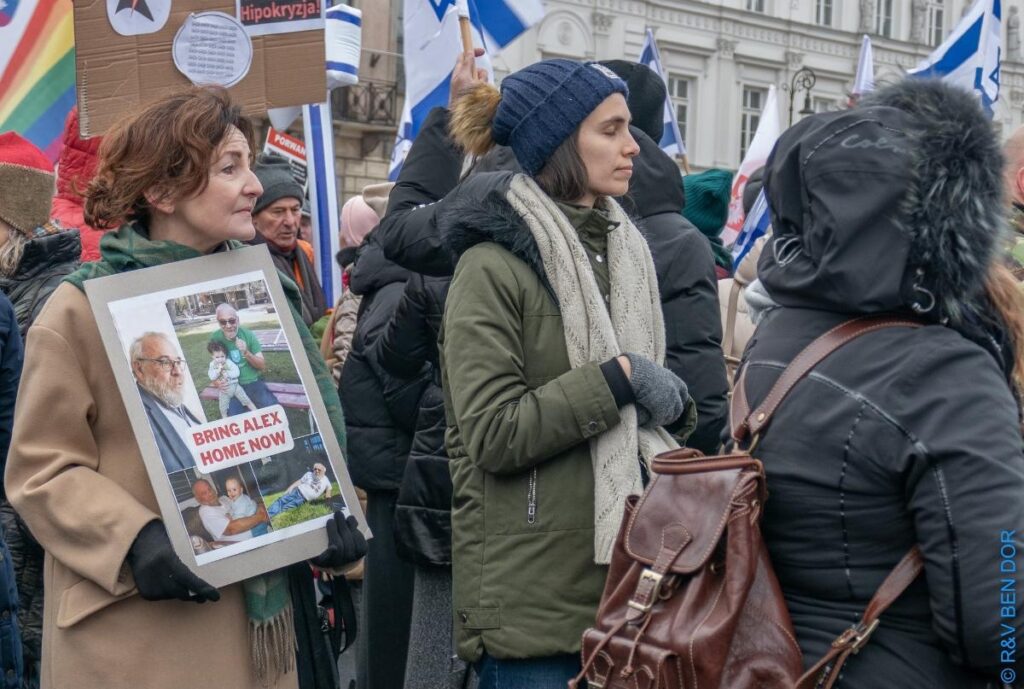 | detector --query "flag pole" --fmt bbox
[456,0,473,51]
